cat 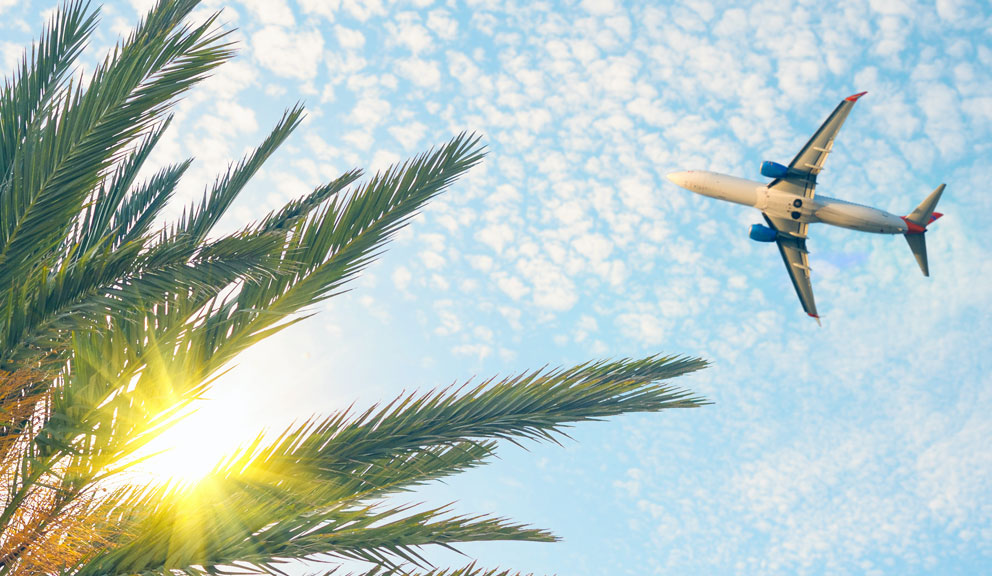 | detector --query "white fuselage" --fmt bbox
[668,170,908,234]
